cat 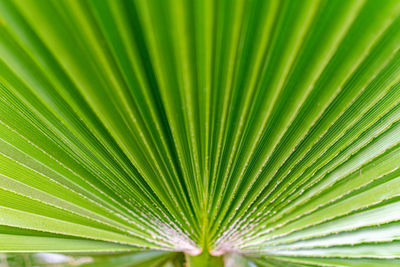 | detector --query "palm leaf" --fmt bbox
[1,0,400,266]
